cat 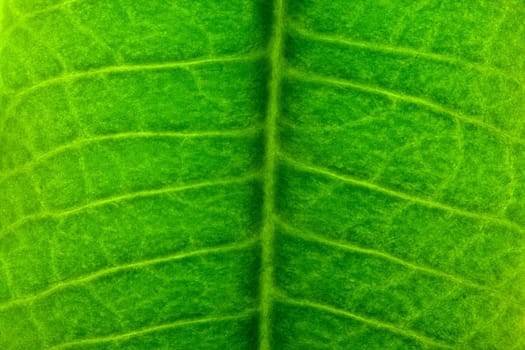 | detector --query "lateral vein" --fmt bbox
[286,67,525,146]
[279,151,525,234]
[0,126,262,183]
[276,292,455,349]
[276,218,524,307]
[2,50,266,121]
[287,21,523,89]
[0,173,260,239]
[48,308,257,350]
[0,239,258,311]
